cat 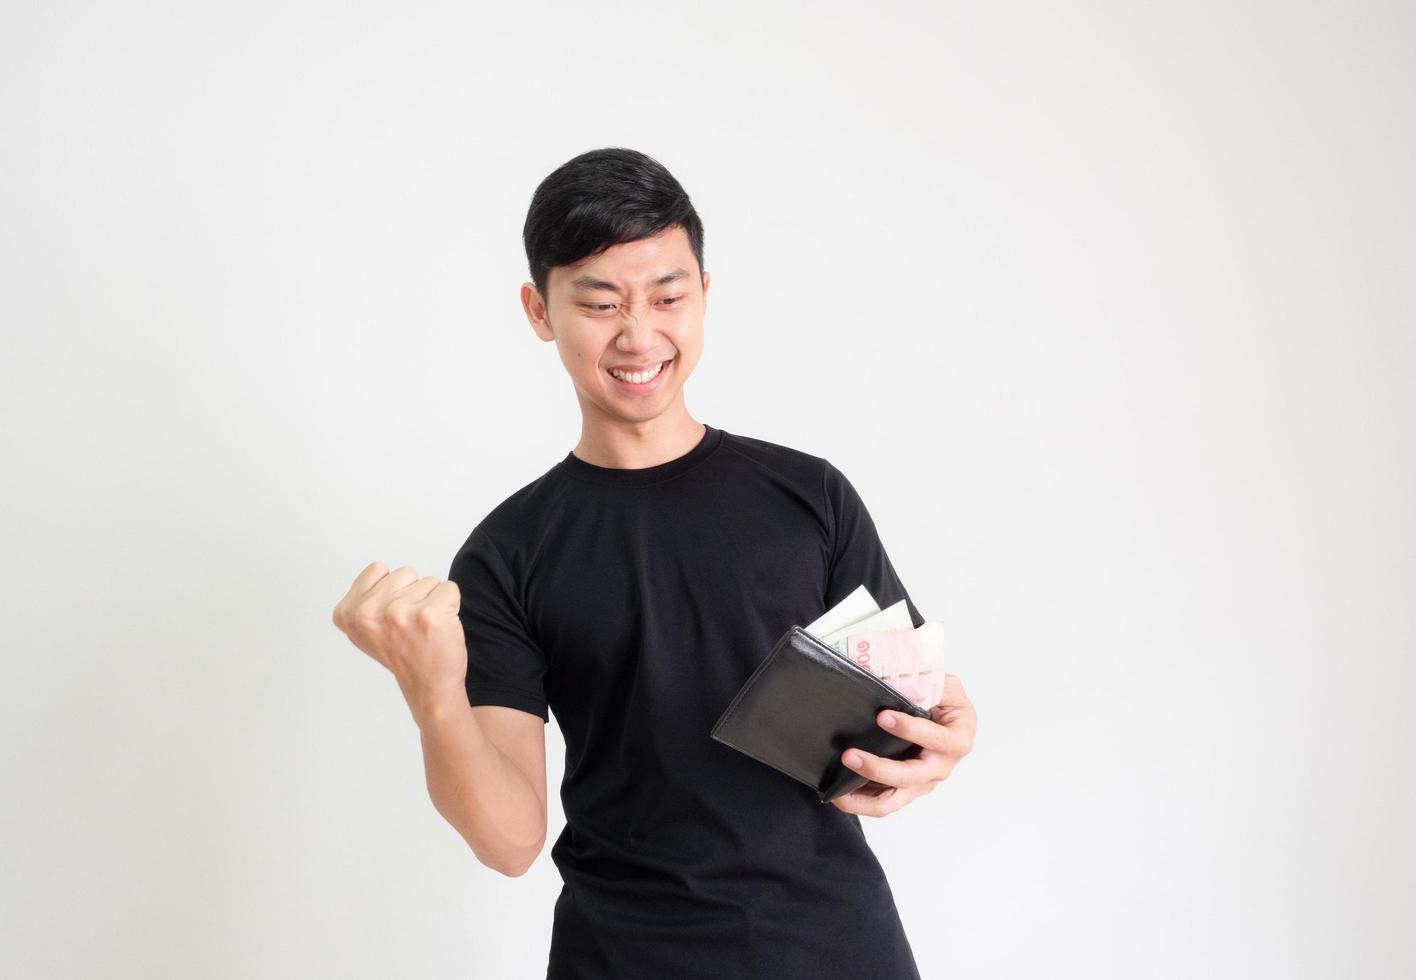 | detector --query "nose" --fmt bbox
[614,298,666,348]
[615,296,657,328]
